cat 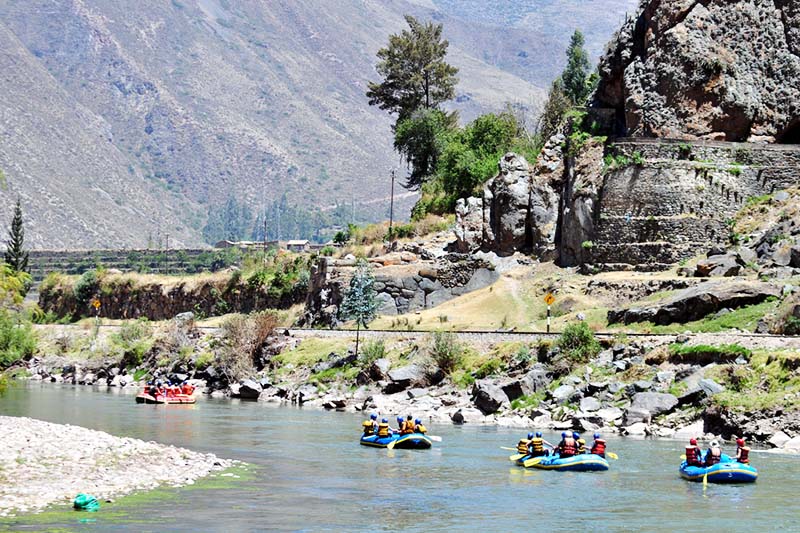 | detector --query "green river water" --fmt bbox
[1,383,799,532]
